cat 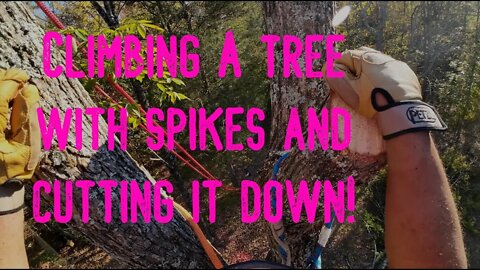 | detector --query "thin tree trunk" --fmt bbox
[0,2,210,268]
[376,1,388,51]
